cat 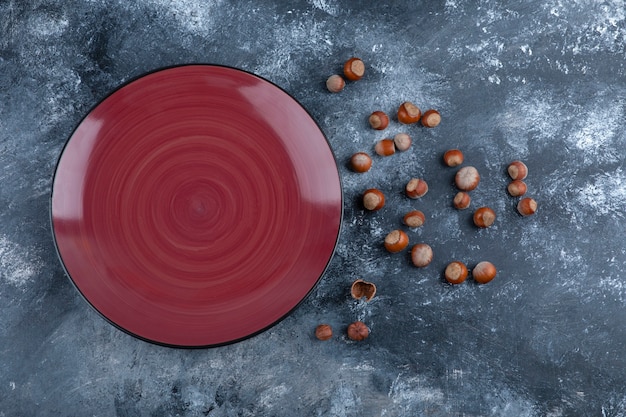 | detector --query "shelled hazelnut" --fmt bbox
[369,111,389,130]
[443,149,464,167]
[405,178,428,199]
[397,101,422,124]
[350,279,377,301]
[315,324,333,341]
[473,207,496,228]
[411,243,433,268]
[374,139,395,156]
[445,261,468,284]
[384,230,409,253]
[347,321,370,341]
[403,210,426,228]
[421,109,441,128]
[343,57,365,81]
[453,191,471,210]
[455,166,480,191]
[393,133,412,151]
[325,74,345,93]
[363,188,385,211]
[517,197,537,216]
[472,261,497,284]
[508,160,528,180]
[350,152,372,173]
[507,180,527,197]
